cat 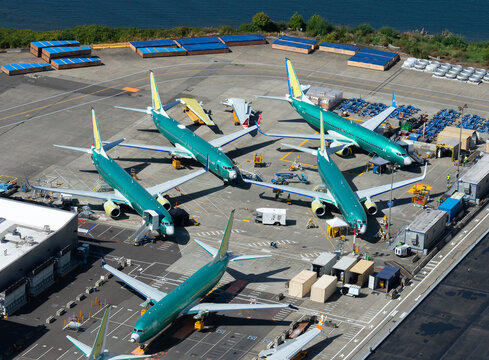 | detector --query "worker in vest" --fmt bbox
[463,155,468,167]
[446,174,451,190]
